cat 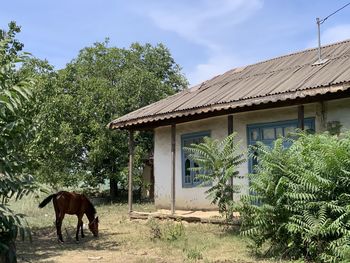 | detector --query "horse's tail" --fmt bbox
[38,193,57,208]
